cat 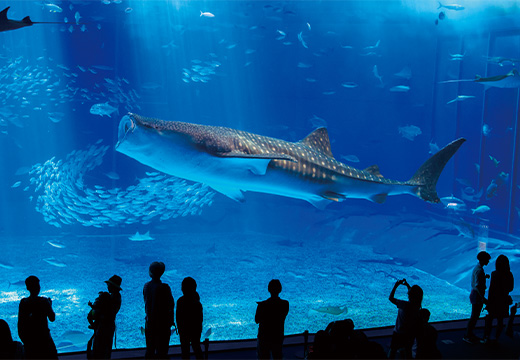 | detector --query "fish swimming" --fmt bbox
[472,205,490,214]
[43,257,66,267]
[440,69,520,88]
[200,11,215,18]
[116,113,465,209]
[0,7,62,32]
[398,125,422,141]
[310,305,348,315]
[0,6,33,32]
[90,102,118,117]
[446,95,475,105]
[390,85,410,92]
[437,2,464,11]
